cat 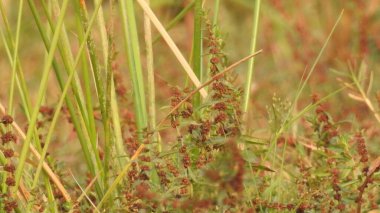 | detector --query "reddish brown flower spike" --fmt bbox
[317,113,328,123]
[311,93,320,104]
[182,154,191,168]
[188,124,197,134]
[6,177,15,186]
[210,57,220,64]
[181,178,190,186]
[315,106,324,114]
[179,187,188,195]
[4,200,17,212]
[140,165,150,171]
[337,203,345,211]
[3,149,14,158]
[213,102,227,111]
[1,132,17,144]
[210,64,218,74]
[4,164,15,173]
[39,106,54,117]
[179,145,187,153]
[354,132,369,163]
[171,119,179,129]
[1,115,13,125]
[209,47,219,54]
[214,113,227,123]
